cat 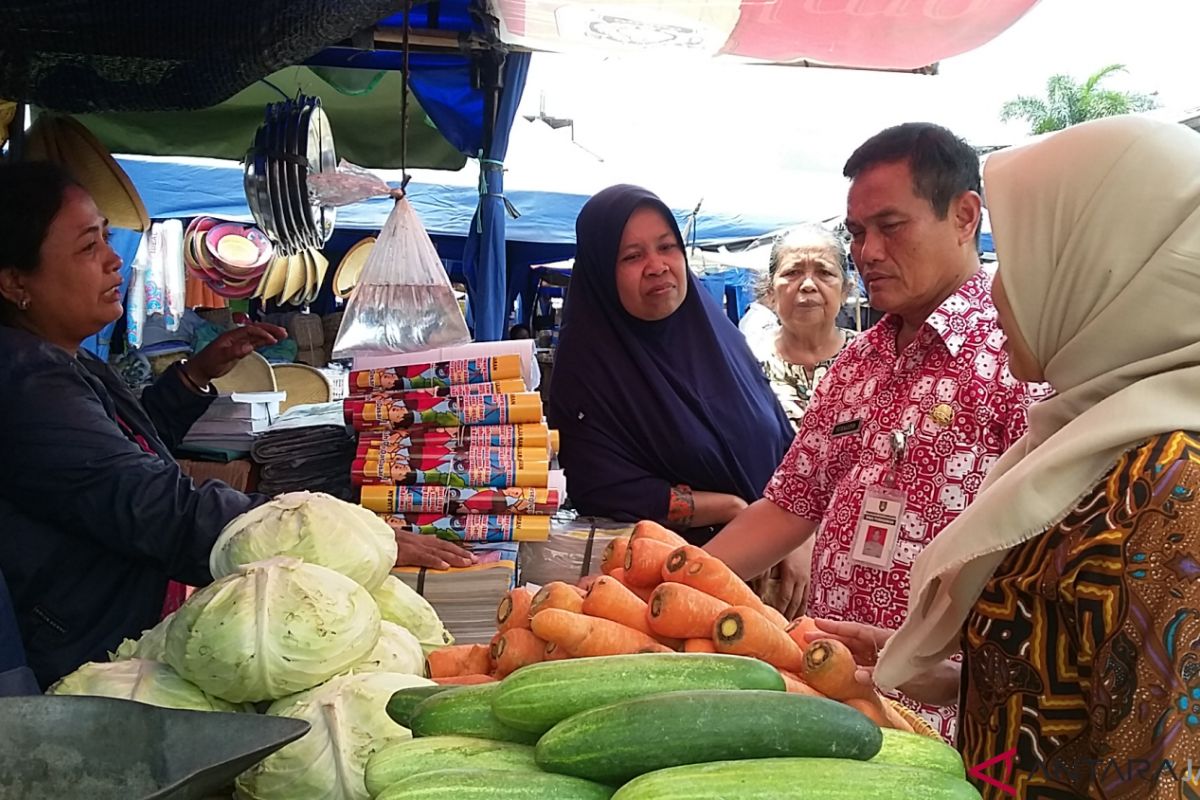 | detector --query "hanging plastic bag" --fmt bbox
[333,197,471,358]
[307,160,394,208]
